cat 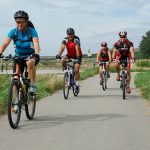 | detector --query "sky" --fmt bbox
[0,0,150,56]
